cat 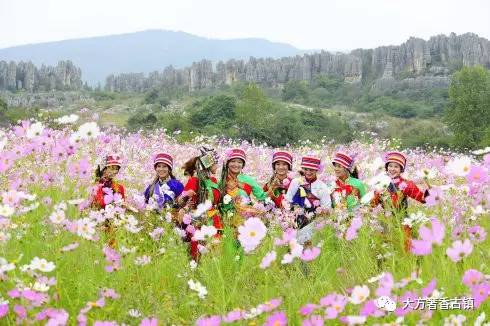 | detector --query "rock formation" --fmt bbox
[105,33,489,93]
